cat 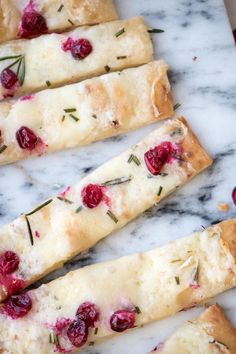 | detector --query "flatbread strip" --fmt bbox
[149,304,236,354]
[0,16,153,99]
[0,60,173,165]
[0,219,235,353]
[0,117,212,302]
[0,0,118,44]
